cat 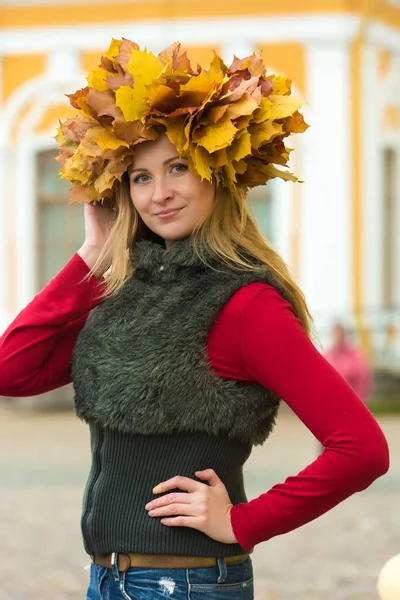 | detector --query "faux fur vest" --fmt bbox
[72,238,284,446]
